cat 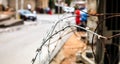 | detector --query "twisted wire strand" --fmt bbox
[32,14,120,64]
